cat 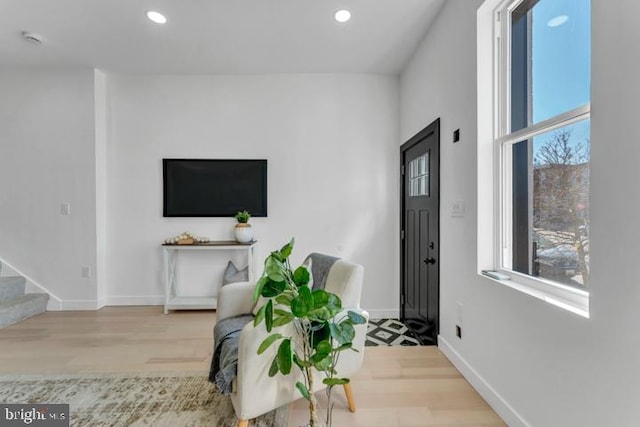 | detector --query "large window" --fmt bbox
[480,0,591,316]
